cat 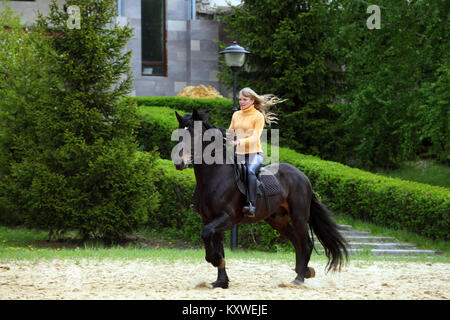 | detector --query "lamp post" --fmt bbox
[220,41,250,112]
[220,41,250,250]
